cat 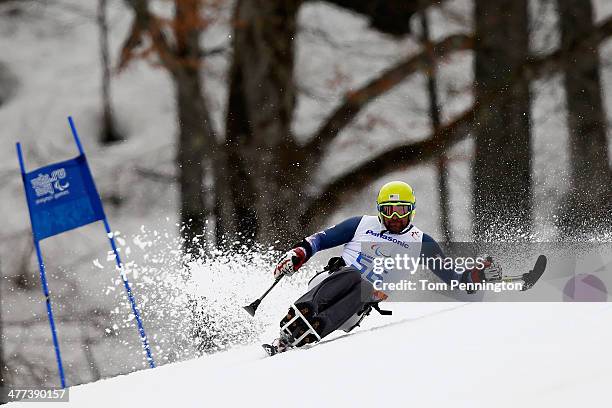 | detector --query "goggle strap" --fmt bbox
[377,202,415,209]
